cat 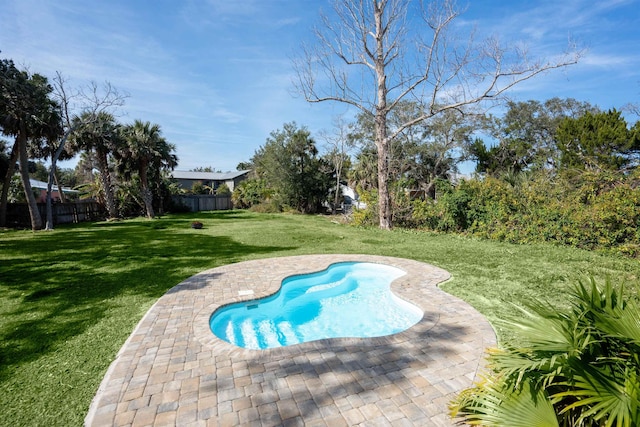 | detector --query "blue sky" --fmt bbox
[1,0,639,172]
